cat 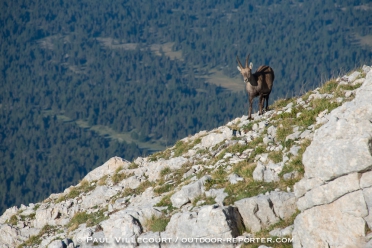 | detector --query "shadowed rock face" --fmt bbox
[293,68,372,248]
